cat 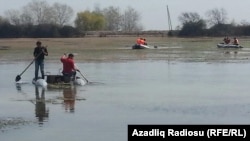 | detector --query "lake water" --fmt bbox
[1,60,250,141]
